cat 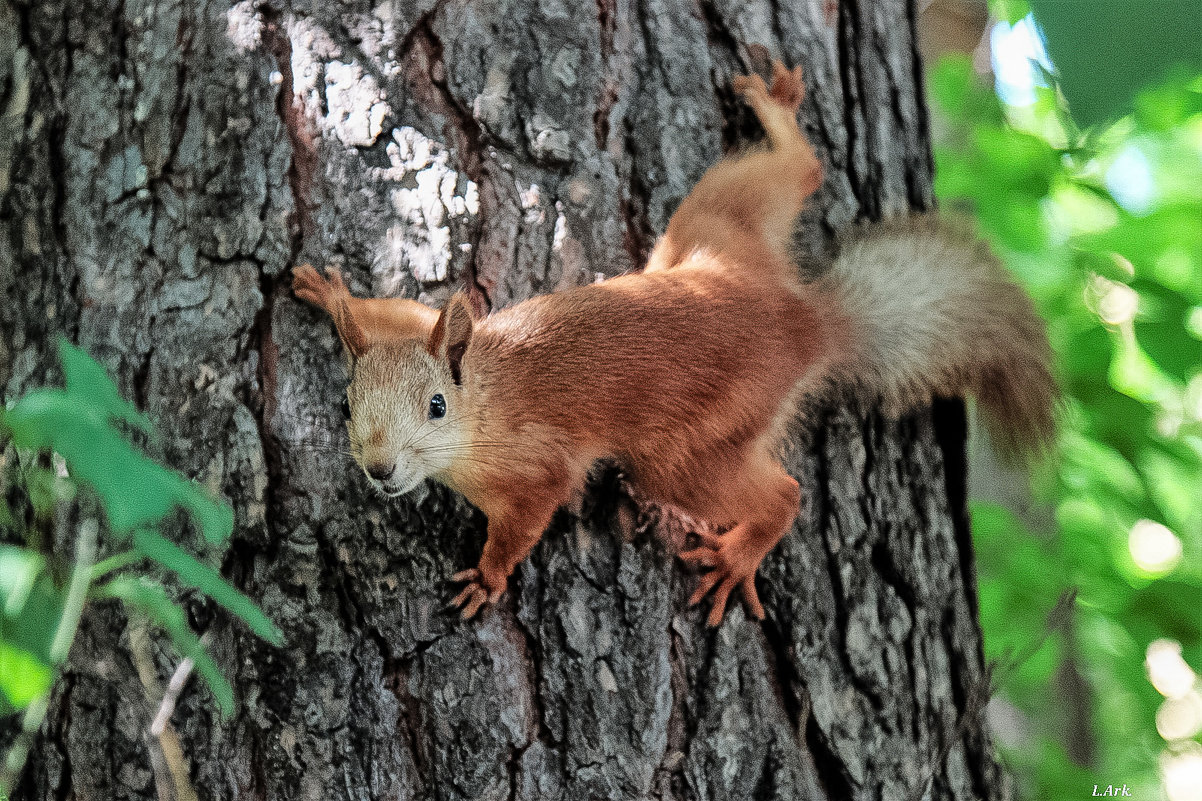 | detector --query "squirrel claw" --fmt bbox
[733,60,806,112]
[732,73,768,100]
[292,264,323,304]
[689,571,764,627]
[452,583,489,619]
[292,263,349,312]
[680,529,768,626]
[768,62,805,109]
[679,547,718,568]
[447,568,504,619]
